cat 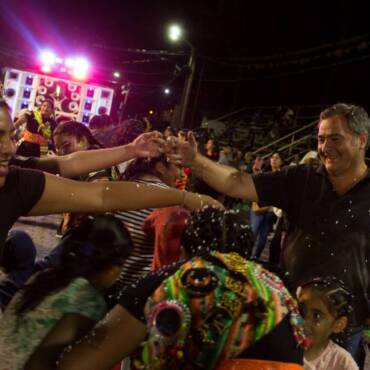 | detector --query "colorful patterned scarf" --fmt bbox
[131,251,307,370]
